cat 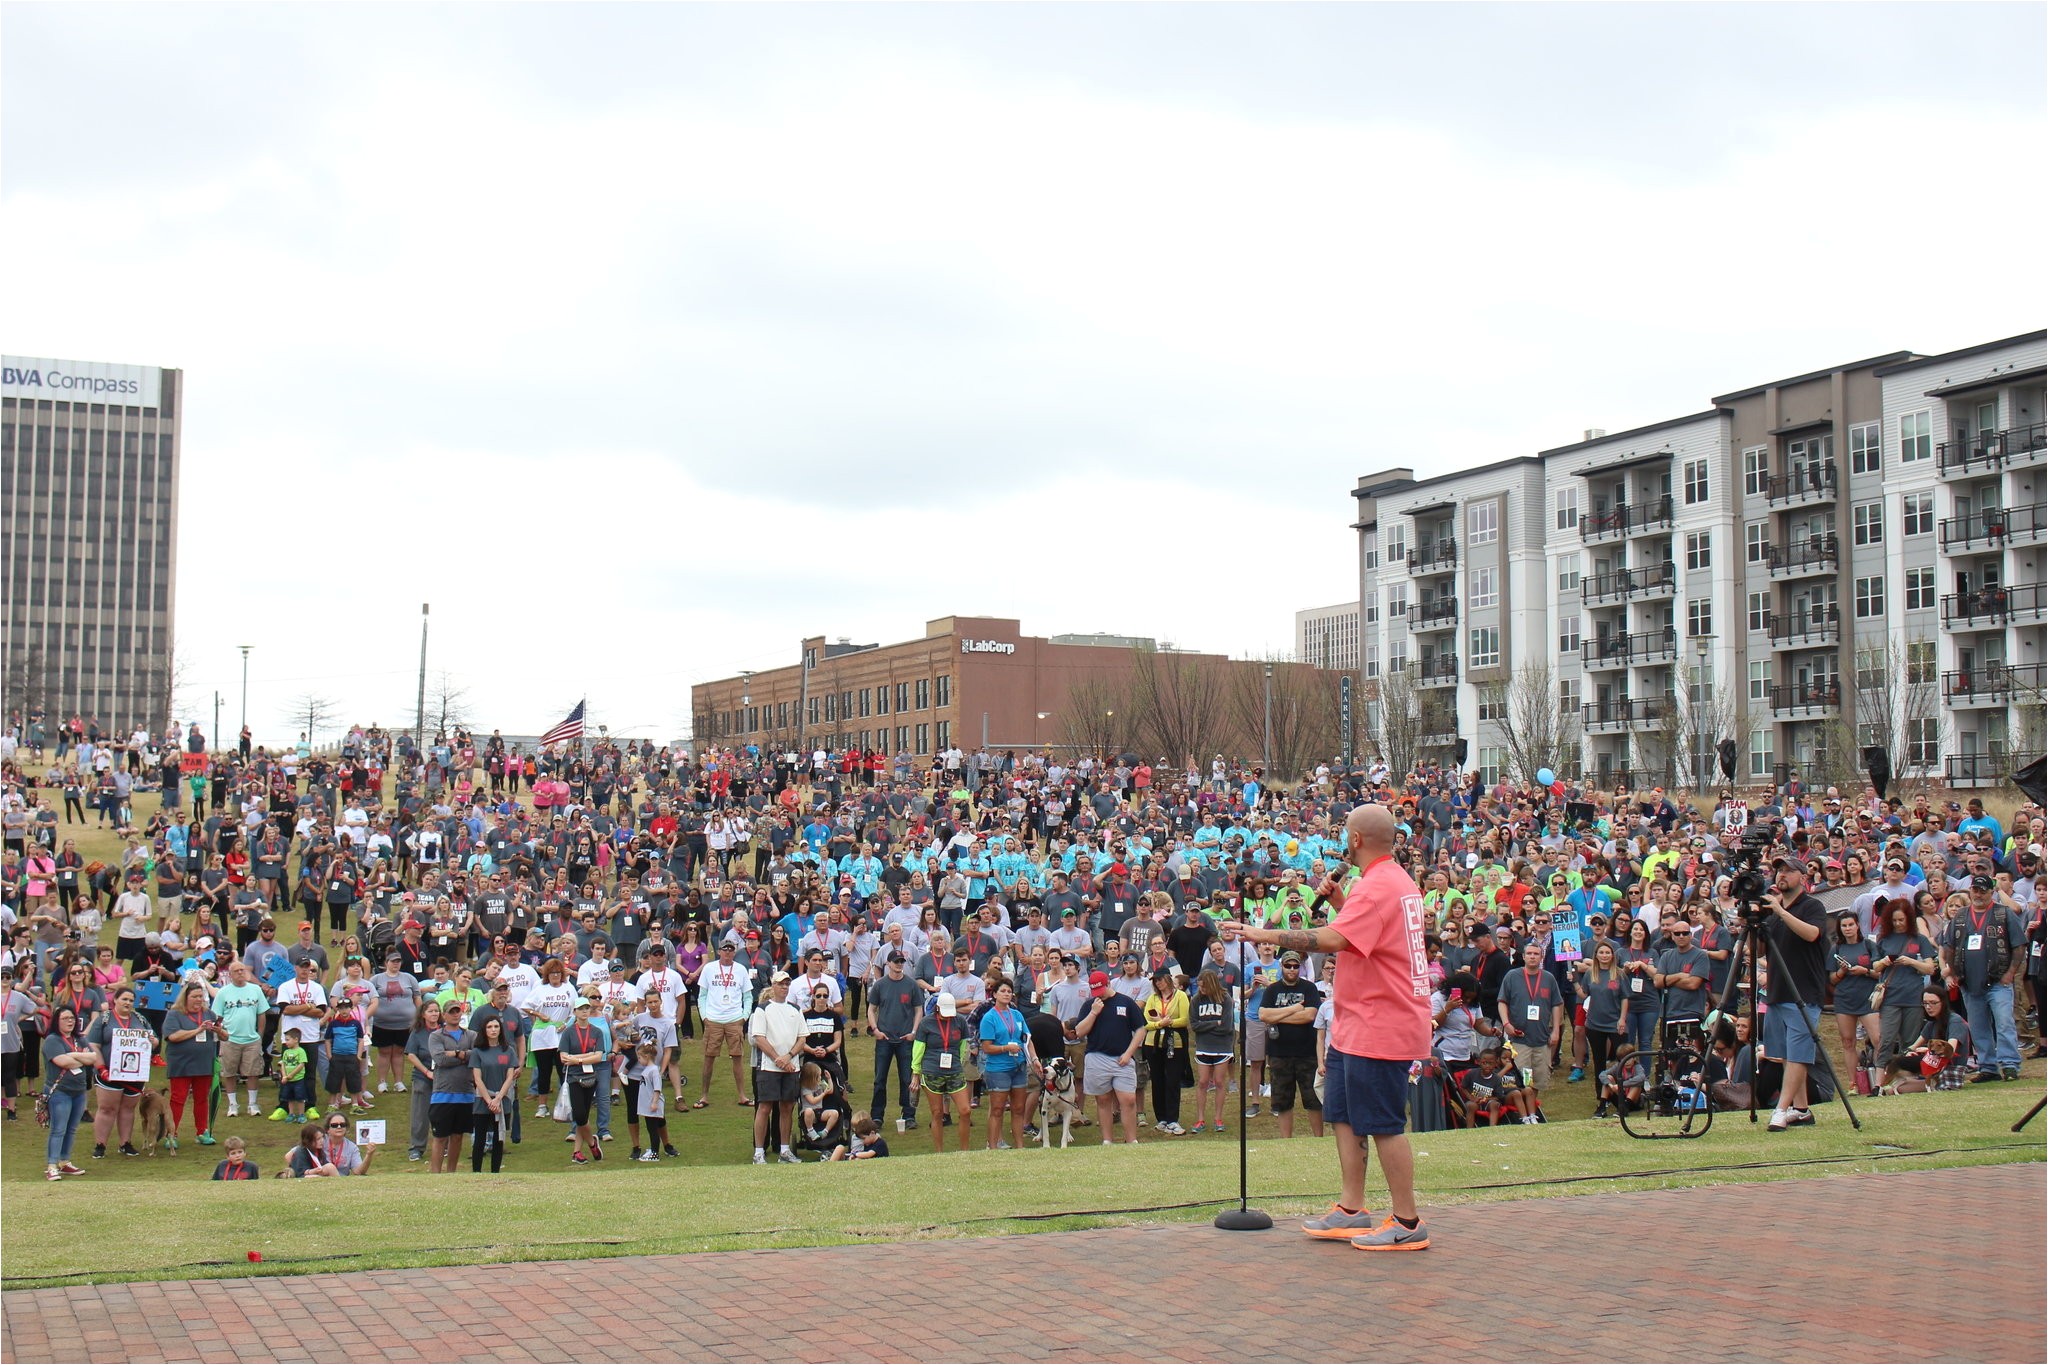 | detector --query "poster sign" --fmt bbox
[1723,801,1750,835]
[181,753,208,773]
[354,1120,387,1147]
[1551,905,1584,962]
[107,1028,153,1083]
